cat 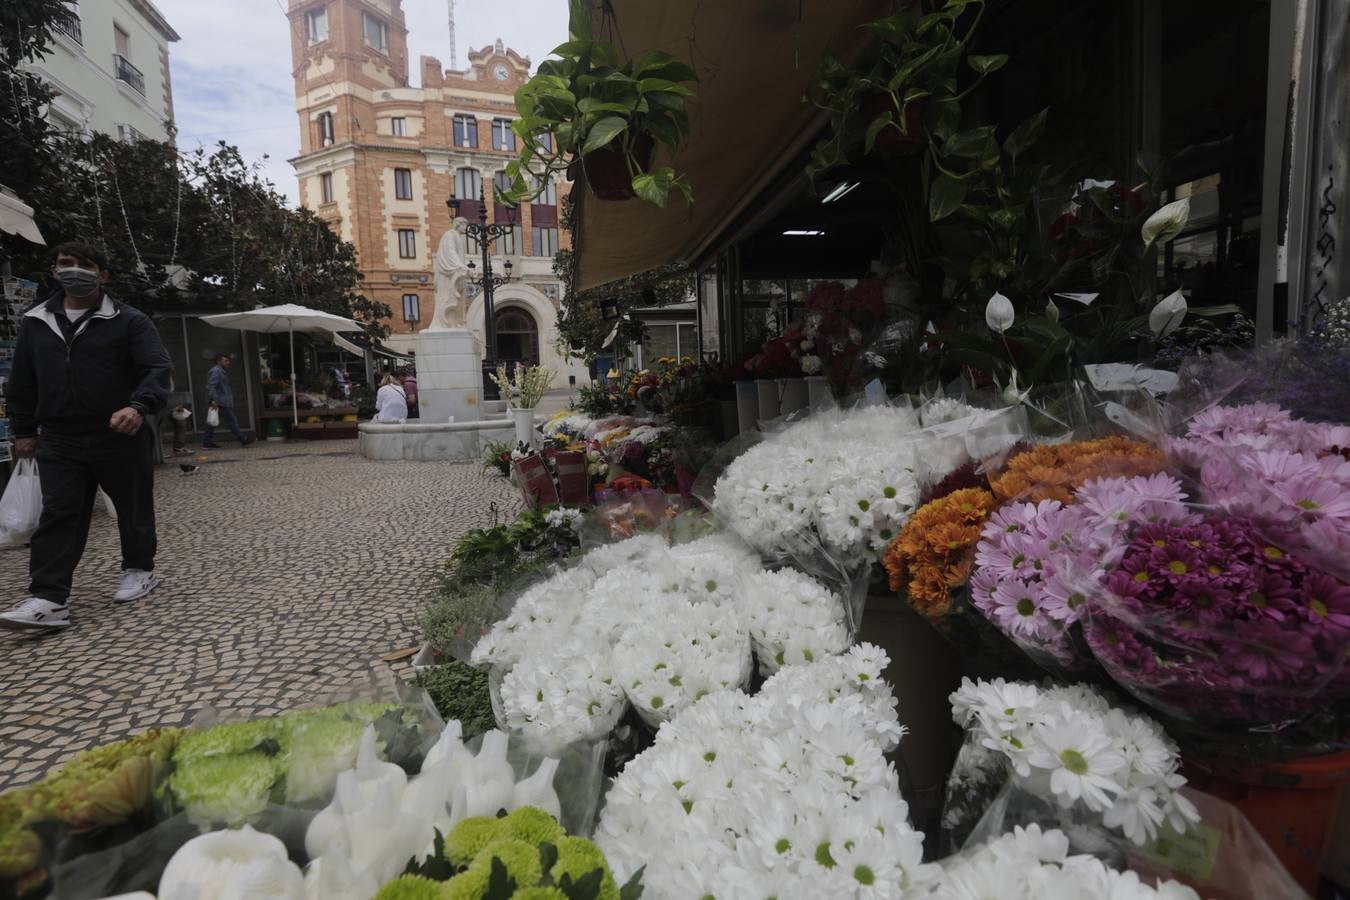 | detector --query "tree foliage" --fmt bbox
[1,8,389,336]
